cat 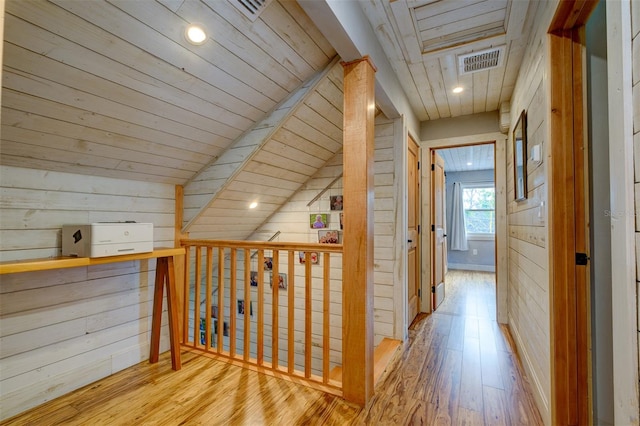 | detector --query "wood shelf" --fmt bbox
[0,247,185,275]
[0,246,185,372]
